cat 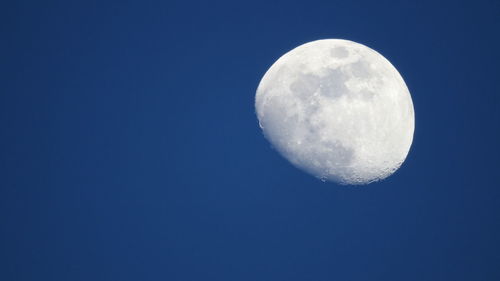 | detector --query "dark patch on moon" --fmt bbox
[318,69,350,99]
[349,60,373,79]
[289,69,350,100]
[289,73,322,100]
[330,46,349,58]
